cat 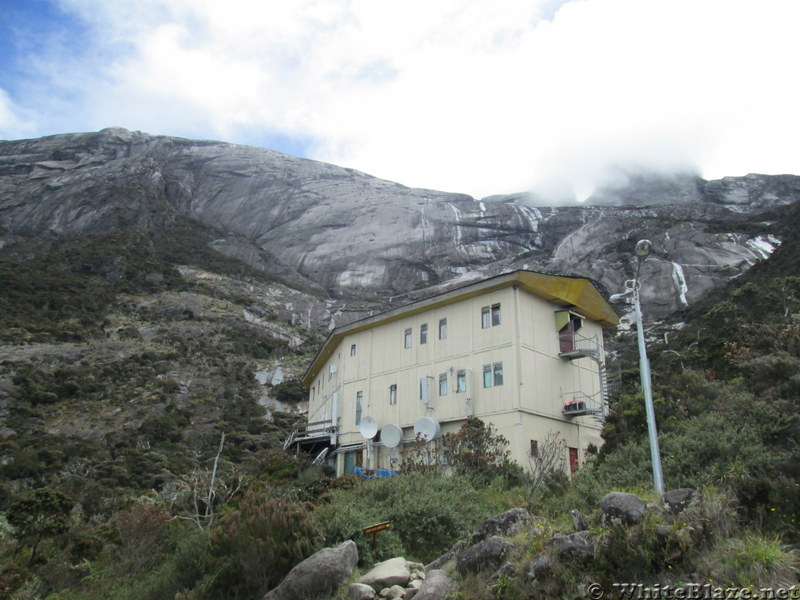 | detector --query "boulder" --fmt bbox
[424,540,466,572]
[527,555,553,580]
[456,536,515,575]
[487,561,516,584]
[413,570,457,600]
[470,508,531,544]
[350,583,377,600]
[386,585,406,599]
[600,492,646,525]
[359,557,411,590]
[663,488,698,514]
[570,509,590,531]
[545,531,594,563]
[264,540,358,600]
